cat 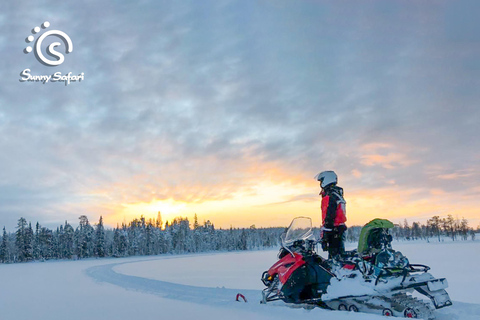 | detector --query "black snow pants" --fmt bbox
[323,224,347,259]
